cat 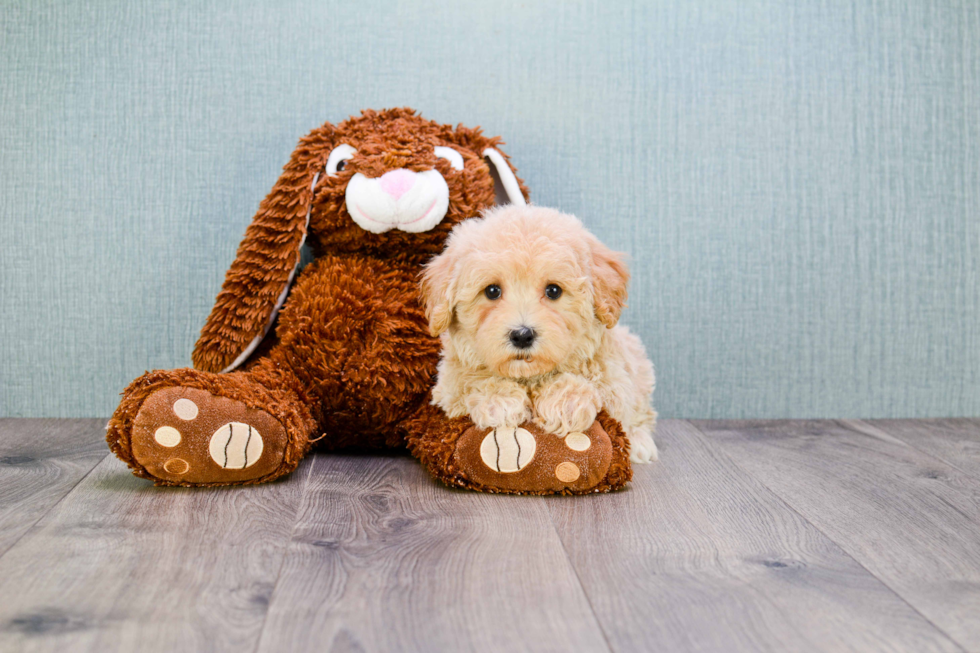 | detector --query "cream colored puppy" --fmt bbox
[421,205,658,463]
